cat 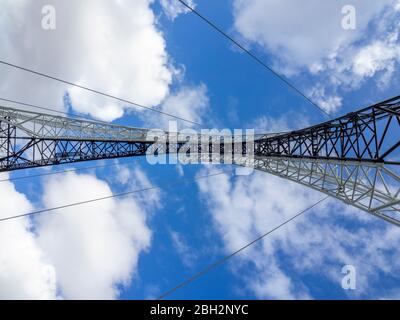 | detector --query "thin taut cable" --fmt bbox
[157,195,329,300]
[0,159,138,183]
[0,97,107,123]
[0,60,202,126]
[0,171,231,223]
[176,0,330,118]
